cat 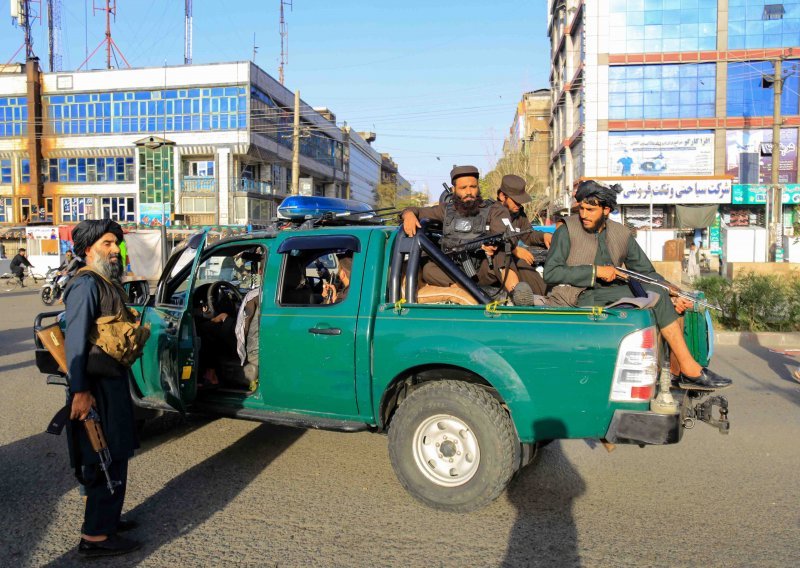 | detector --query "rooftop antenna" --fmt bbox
[47,0,63,71]
[11,0,42,60]
[77,0,130,70]
[184,0,192,65]
[252,32,258,62]
[279,0,292,84]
